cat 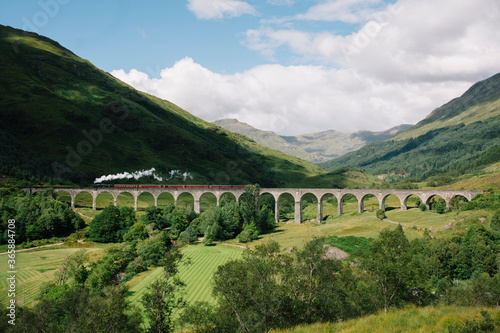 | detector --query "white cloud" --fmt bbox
[112,58,470,135]
[244,0,500,84]
[267,0,295,5]
[295,0,383,23]
[112,0,500,136]
[186,0,256,19]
